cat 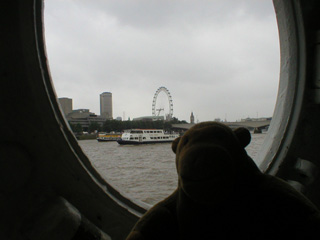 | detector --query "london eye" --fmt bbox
[152,86,173,120]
